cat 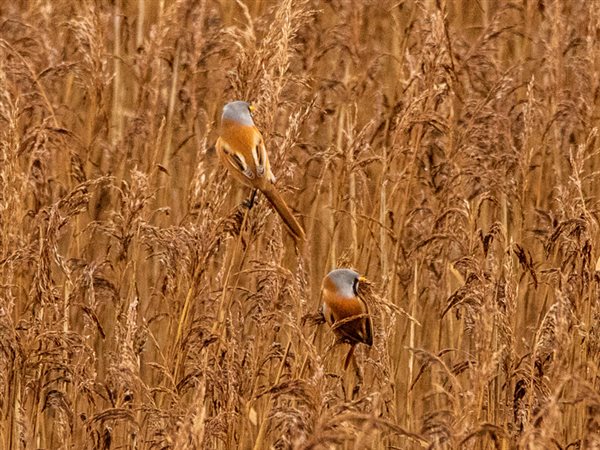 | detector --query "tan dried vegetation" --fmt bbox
[1,0,599,448]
